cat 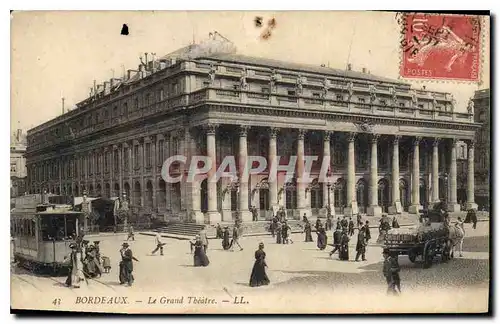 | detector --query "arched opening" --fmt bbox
[146,181,153,207]
[67,186,73,196]
[55,187,60,195]
[171,182,181,215]
[114,183,120,197]
[256,178,270,218]
[309,178,323,215]
[419,178,428,209]
[158,179,166,209]
[334,178,347,214]
[96,184,102,197]
[356,178,368,214]
[124,182,131,200]
[200,179,208,213]
[133,181,141,206]
[378,178,390,213]
[399,179,409,212]
[285,178,297,212]
[105,183,111,198]
[89,184,94,196]
[74,185,79,196]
